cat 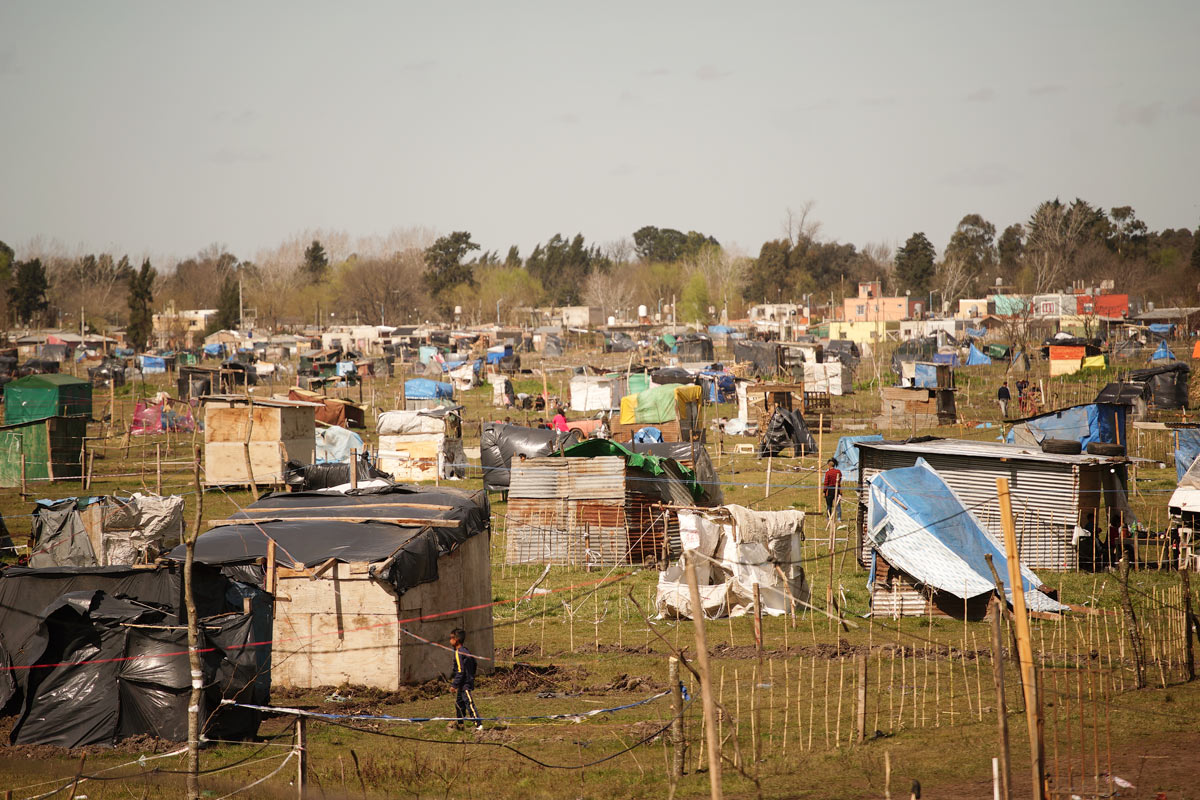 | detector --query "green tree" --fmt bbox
[894,232,936,293]
[302,240,329,283]
[1192,224,1200,273]
[0,240,13,327]
[1107,206,1149,260]
[423,232,480,312]
[8,258,50,325]
[743,239,791,302]
[678,272,711,324]
[997,224,1025,275]
[504,245,521,267]
[126,258,157,350]
[632,226,719,262]
[525,233,606,305]
[209,275,241,333]
[945,214,996,273]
